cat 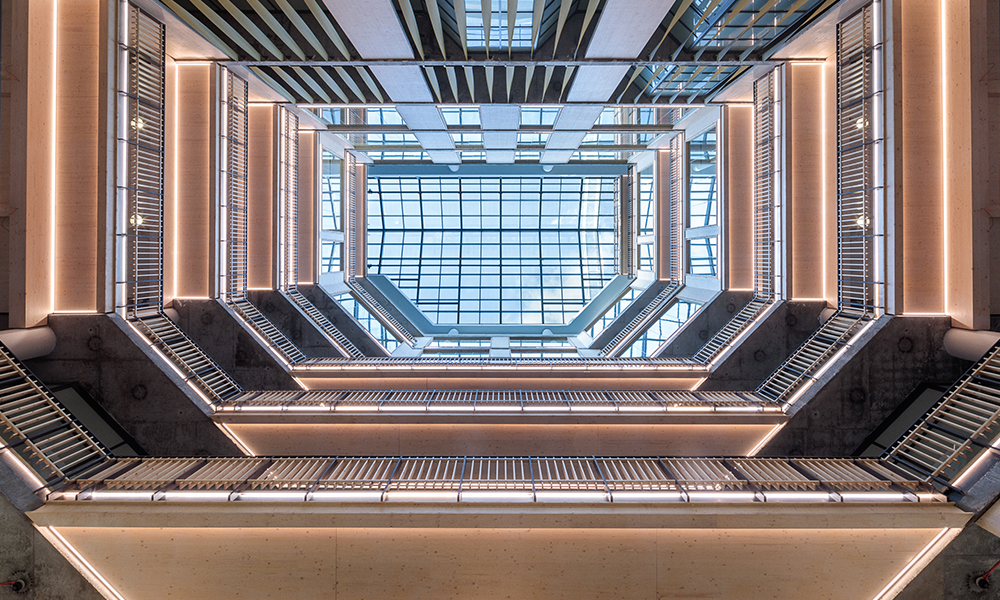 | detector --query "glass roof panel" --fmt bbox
[367,175,618,326]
